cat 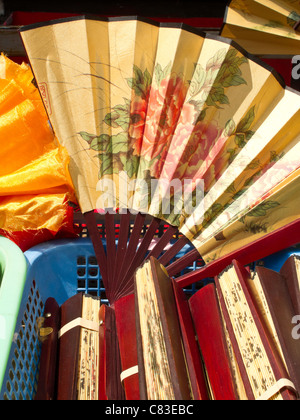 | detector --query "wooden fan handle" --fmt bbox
[84,211,108,289]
